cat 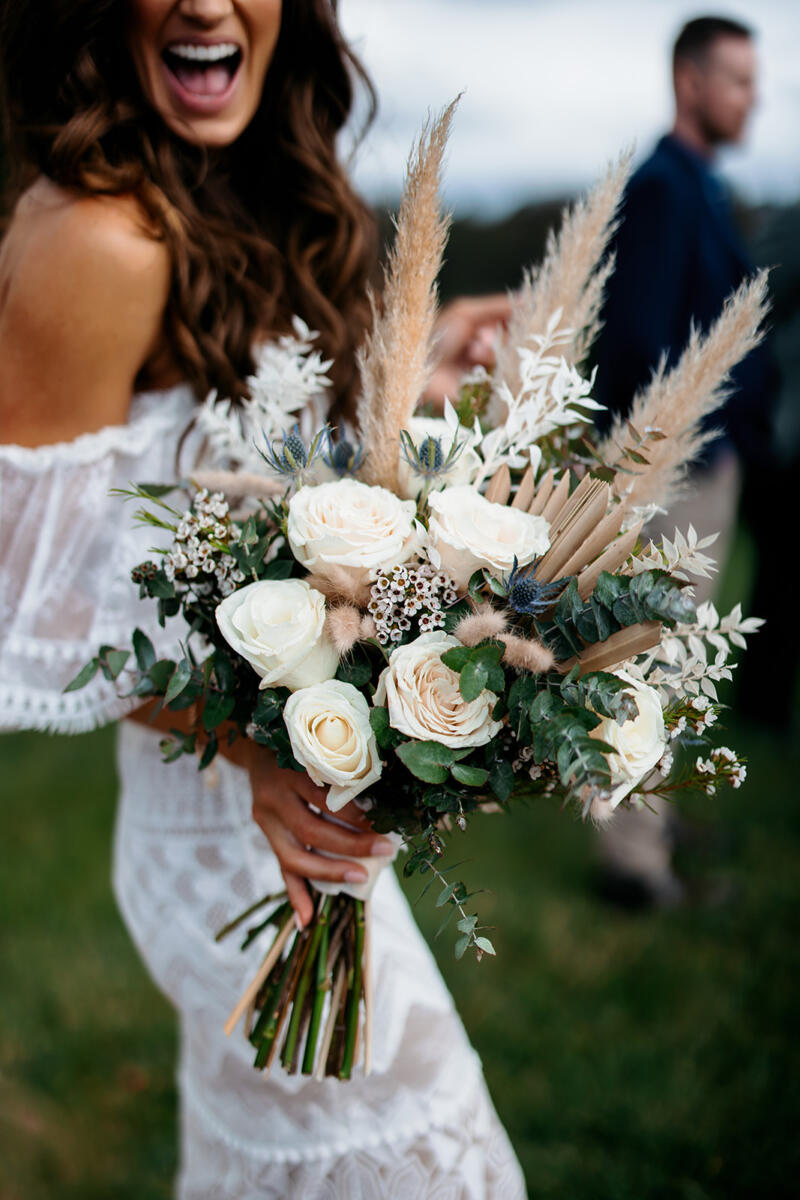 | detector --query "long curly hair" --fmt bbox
[0,0,377,414]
